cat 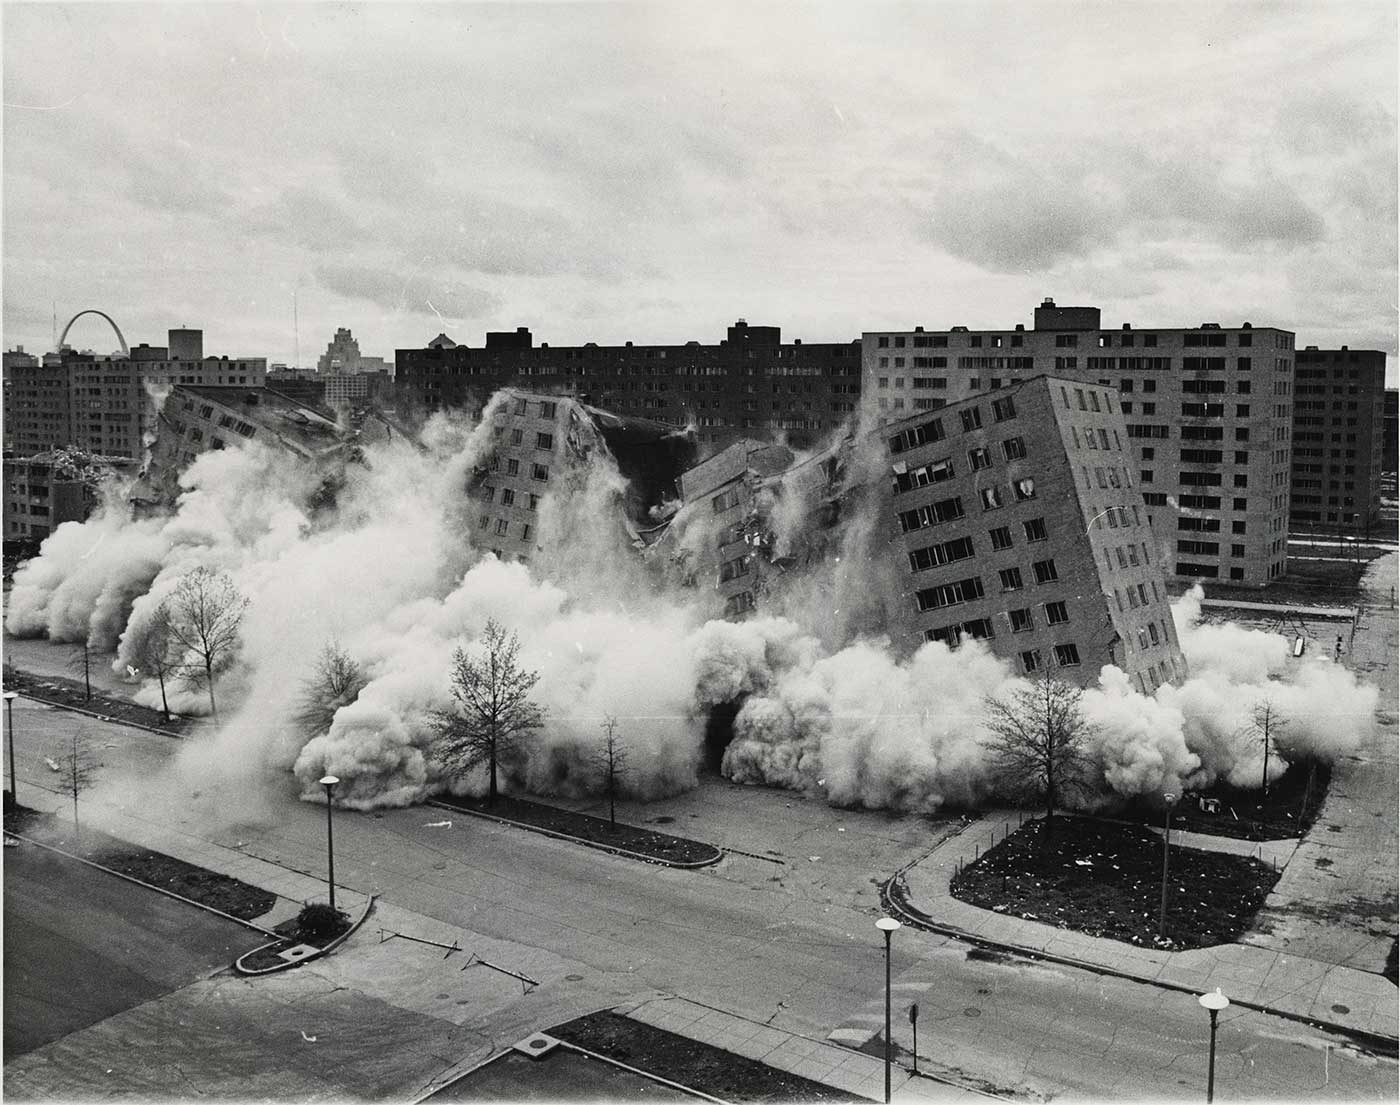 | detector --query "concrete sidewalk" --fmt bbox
[896,809,1398,1043]
[620,994,986,1103]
